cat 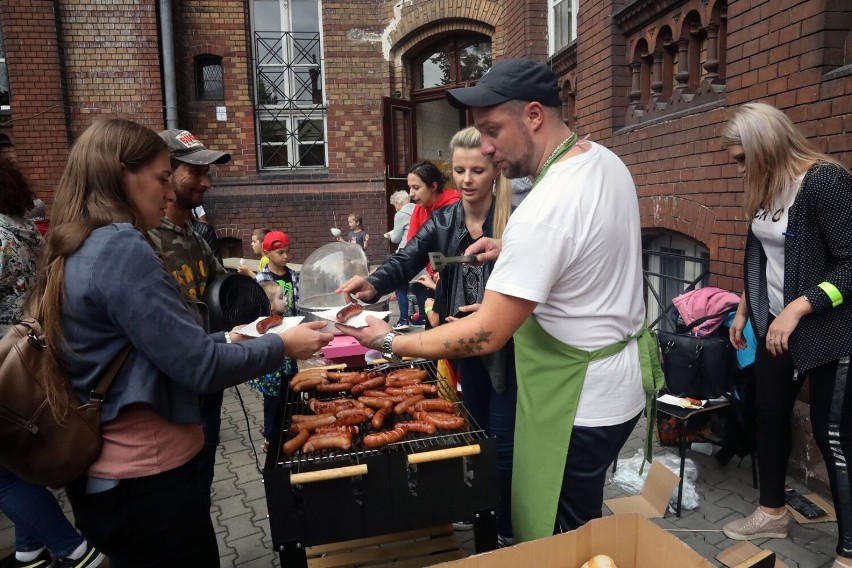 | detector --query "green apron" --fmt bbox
[511,316,664,542]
